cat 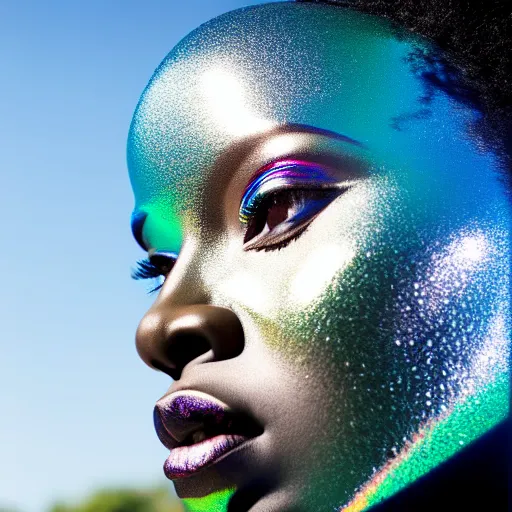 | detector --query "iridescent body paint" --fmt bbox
[128,3,510,511]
